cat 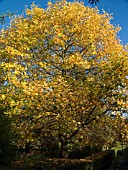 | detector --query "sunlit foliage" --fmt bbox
[0,1,127,157]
